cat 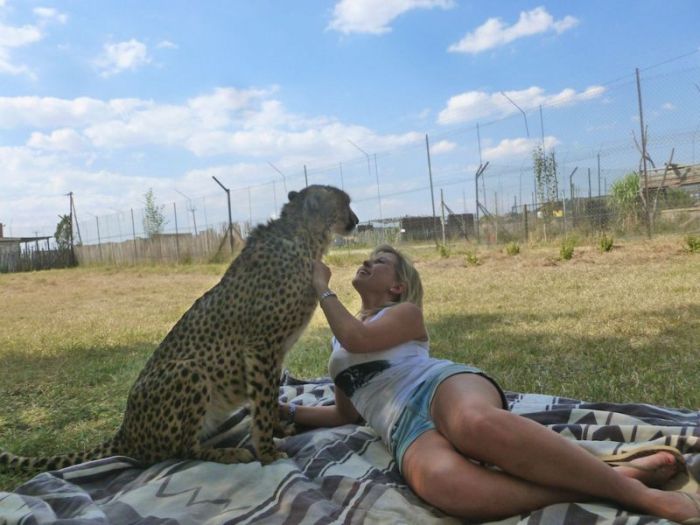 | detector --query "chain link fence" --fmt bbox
[22,61,696,266]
